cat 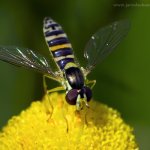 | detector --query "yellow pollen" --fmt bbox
[0,93,139,149]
